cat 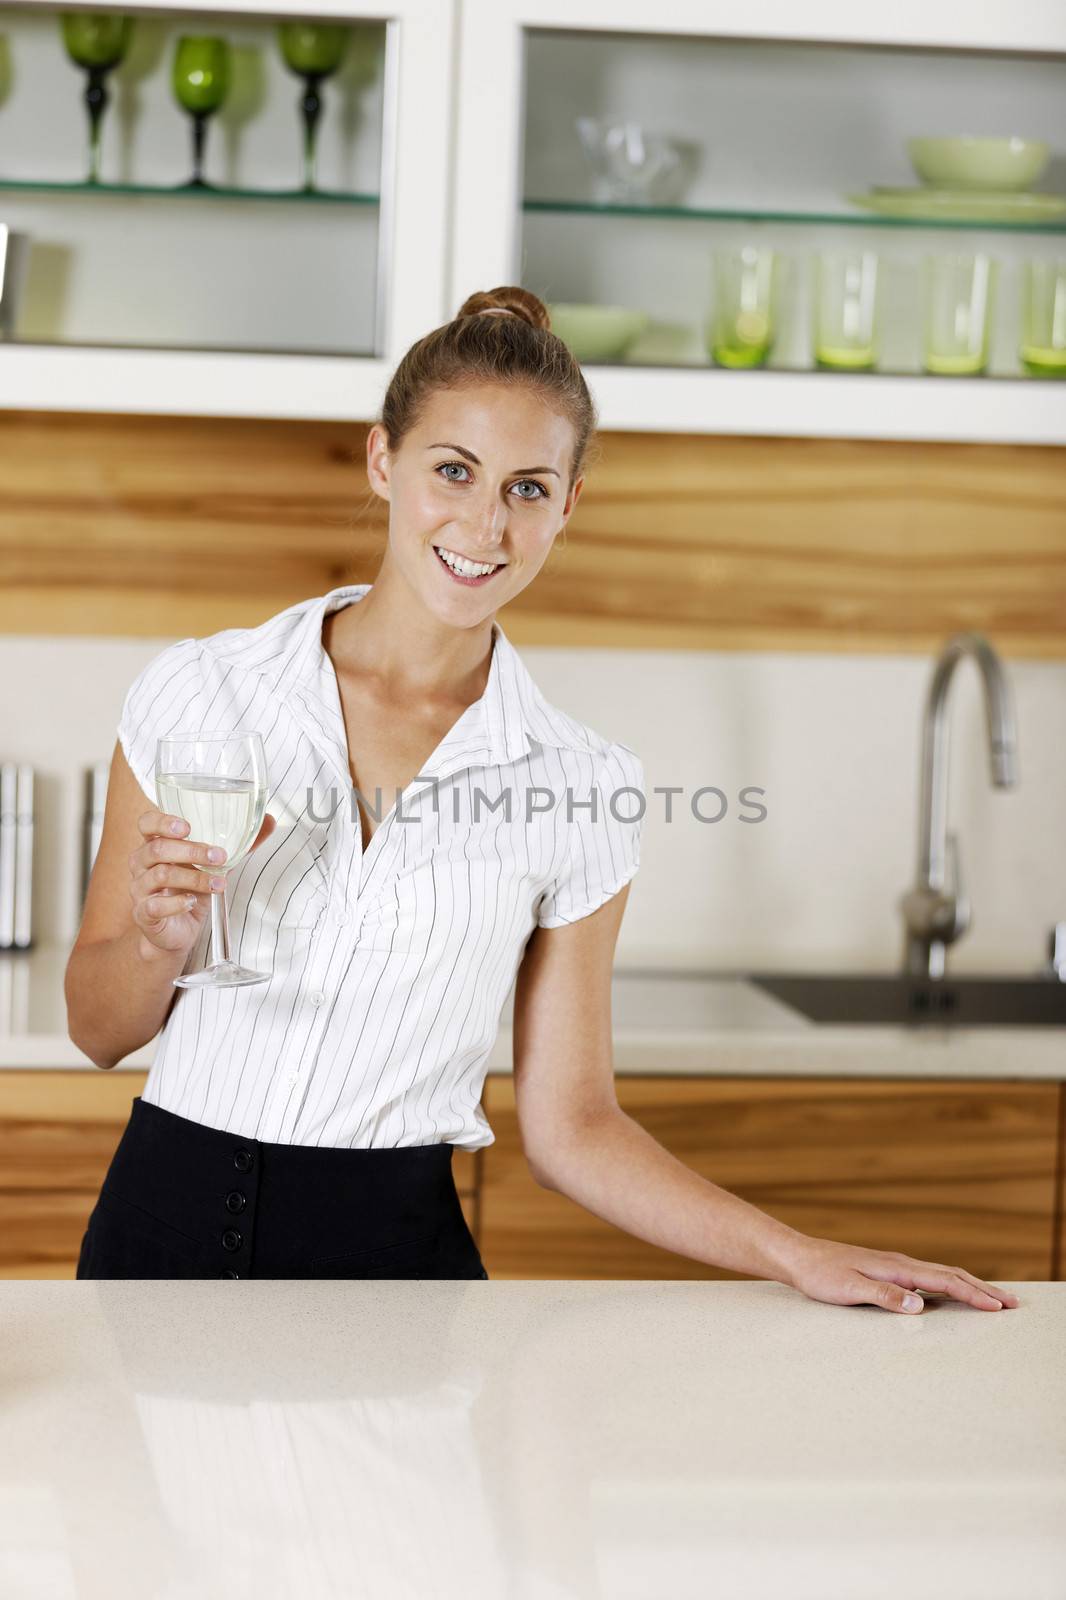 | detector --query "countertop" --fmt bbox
[1,1279,1063,1599]
[2,942,1064,1078]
